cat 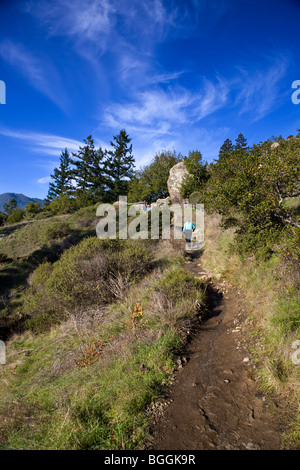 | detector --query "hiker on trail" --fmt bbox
[182,220,195,247]
[143,201,147,212]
